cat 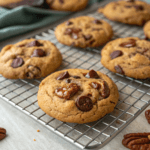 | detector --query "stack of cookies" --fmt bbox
[1,0,150,124]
